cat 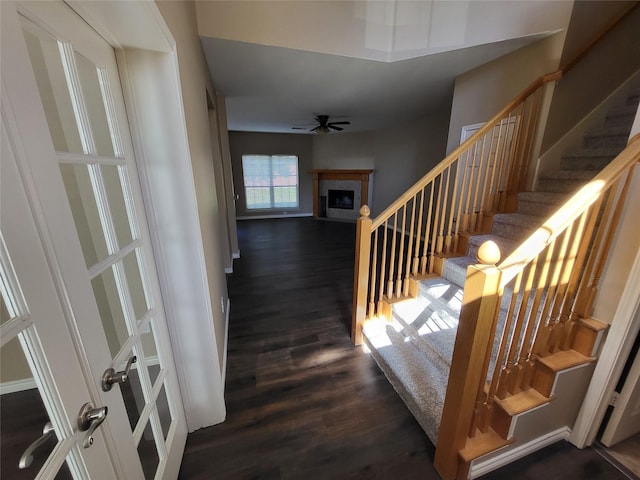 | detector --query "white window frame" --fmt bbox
[241,154,299,210]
